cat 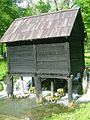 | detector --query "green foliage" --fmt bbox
[0,59,7,91]
[59,0,70,10]
[0,60,7,81]
[0,81,3,91]
[0,0,20,37]
[75,0,90,49]
[36,0,51,13]
[23,0,51,16]
[43,103,90,120]
[85,49,90,66]
[23,7,36,16]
